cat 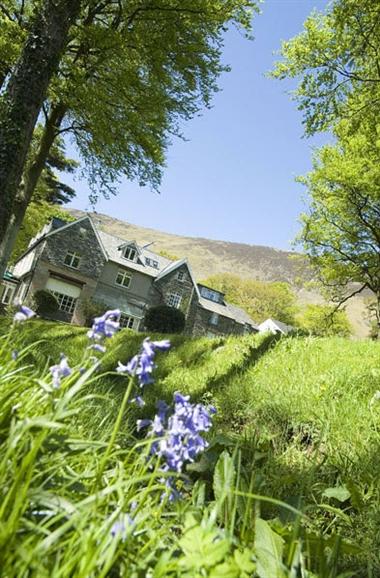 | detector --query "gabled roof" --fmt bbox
[98,230,172,276]
[14,215,108,263]
[155,258,200,297]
